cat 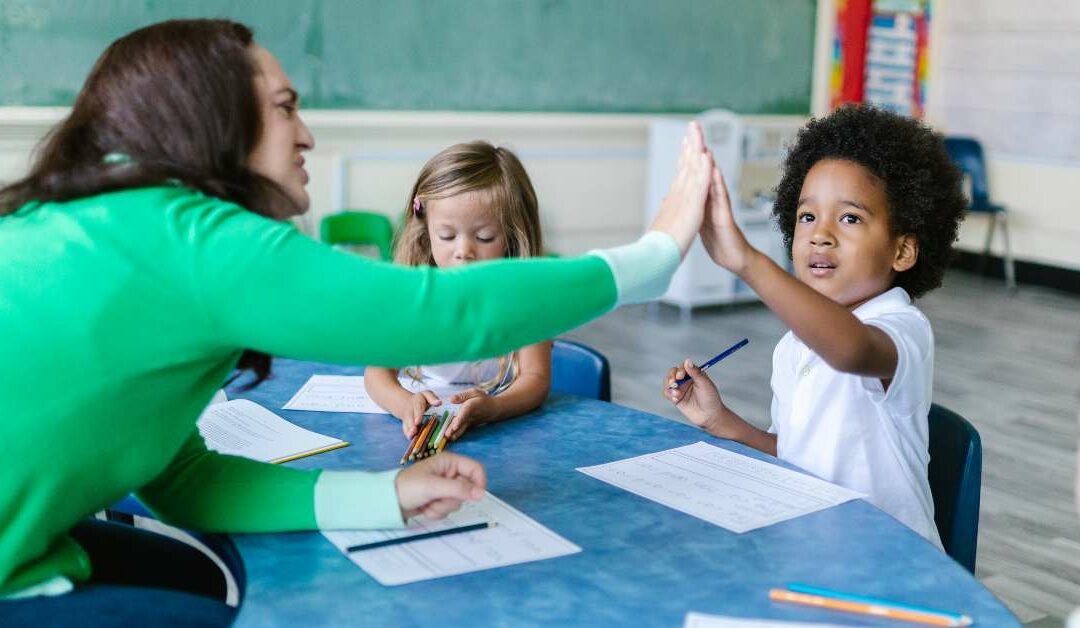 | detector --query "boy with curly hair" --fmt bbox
[664,105,967,546]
